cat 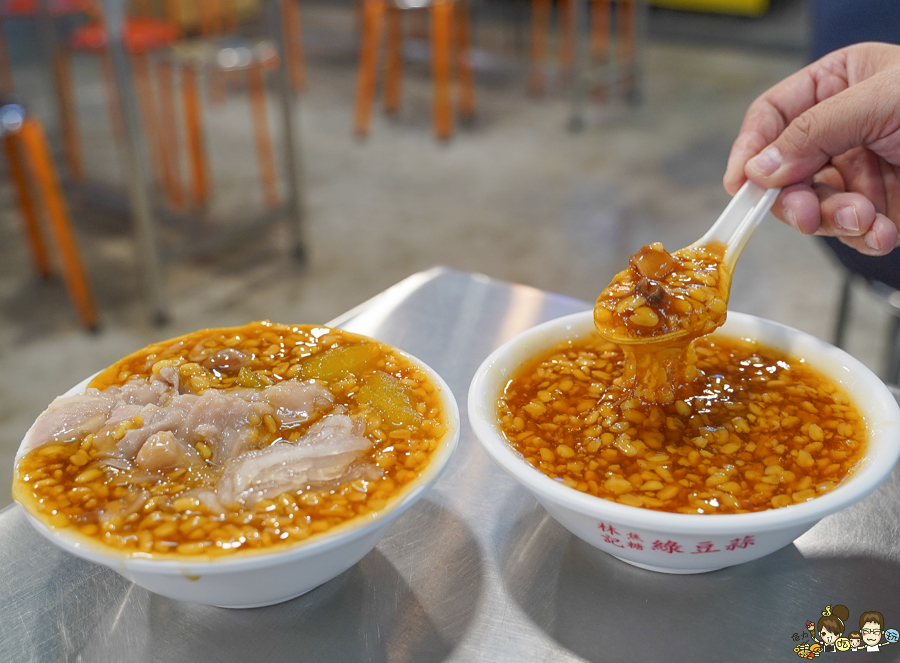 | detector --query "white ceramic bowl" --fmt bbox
[468,310,900,574]
[15,351,459,608]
